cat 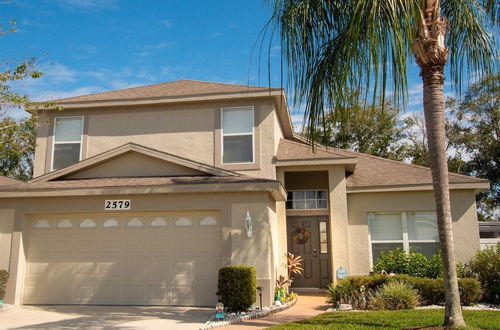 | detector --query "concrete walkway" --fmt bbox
[225,293,329,329]
[0,305,212,330]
